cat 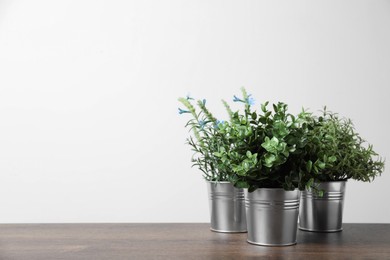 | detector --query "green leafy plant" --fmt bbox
[214,88,315,192]
[304,108,385,182]
[178,89,384,192]
[178,95,232,181]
